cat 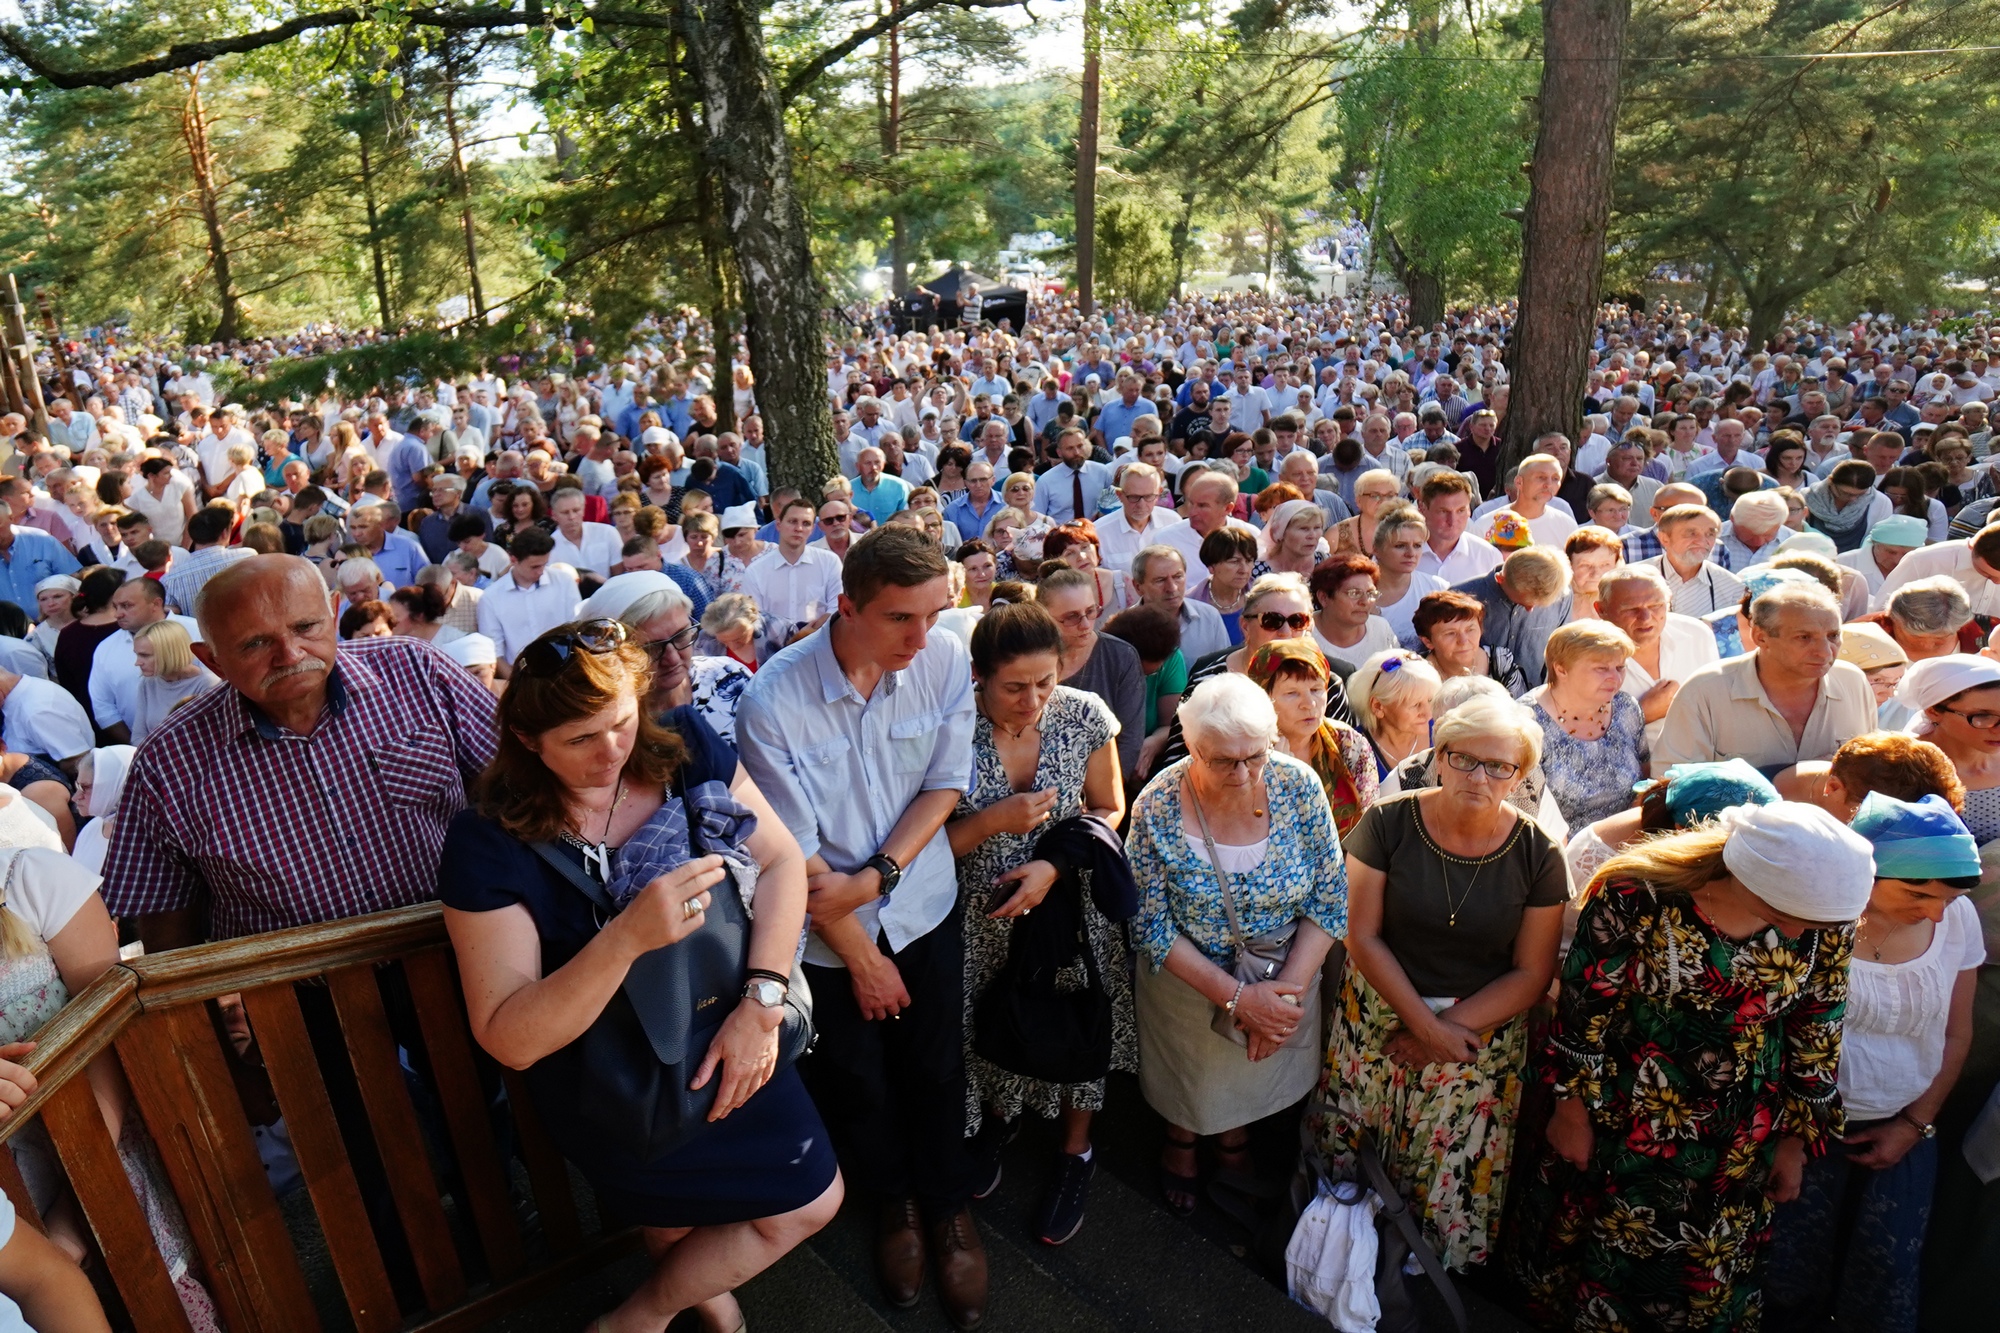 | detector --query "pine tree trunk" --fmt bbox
[1169,186,1197,298]
[440,61,486,321]
[355,127,393,328]
[1073,0,1102,317]
[1504,0,1630,473]
[179,66,241,344]
[680,0,836,498]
